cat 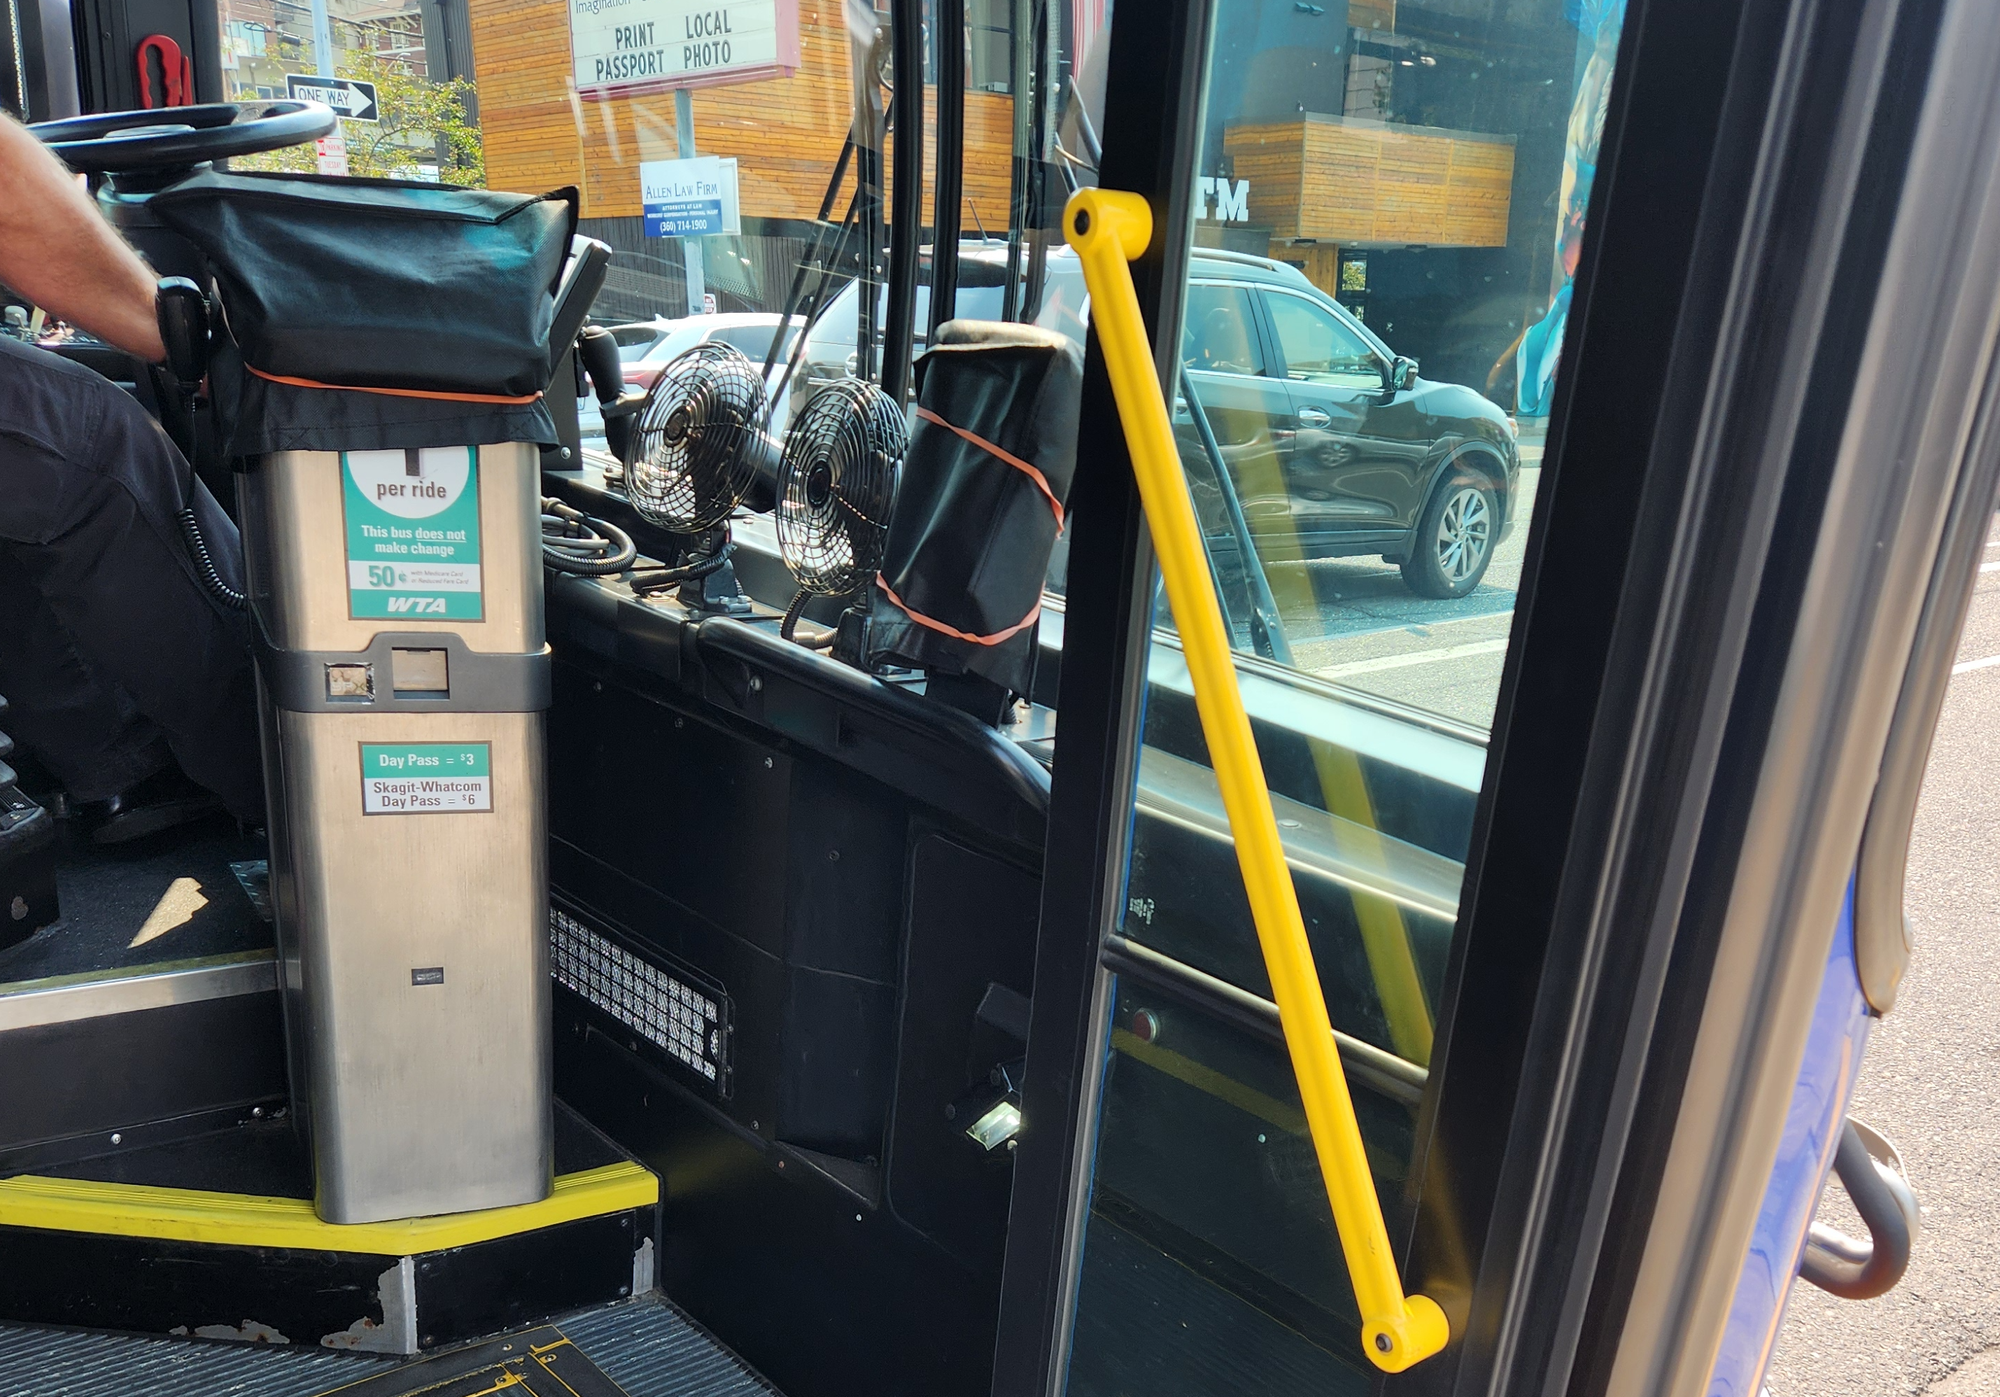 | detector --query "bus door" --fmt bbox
[990,0,2000,1393]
